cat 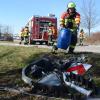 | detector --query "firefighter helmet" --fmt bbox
[80,29,84,32]
[68,2,76,8]
[49,22,53,26]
